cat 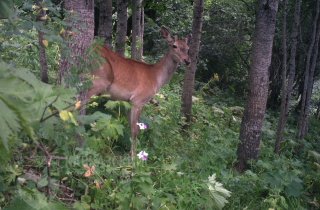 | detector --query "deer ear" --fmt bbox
[160,26,174,44]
